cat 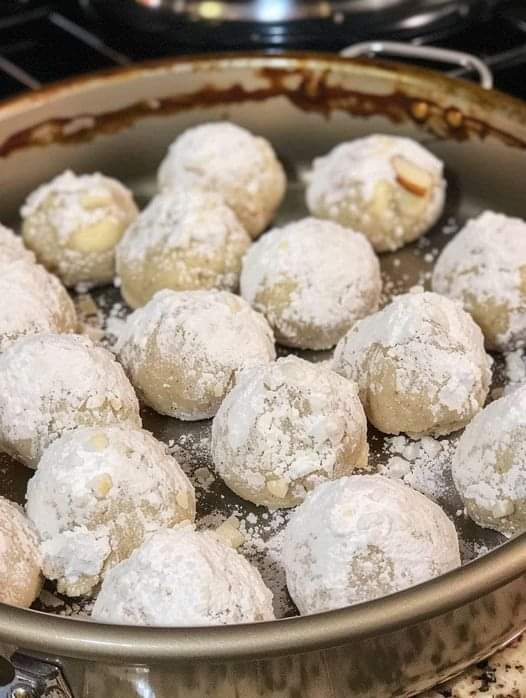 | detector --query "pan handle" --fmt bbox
[340,41,493,90]
[0,652,74,698]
